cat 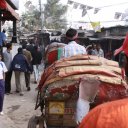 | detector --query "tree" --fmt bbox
[21,0,67,32]
[21,9,41,32]
[44,0,67,29]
